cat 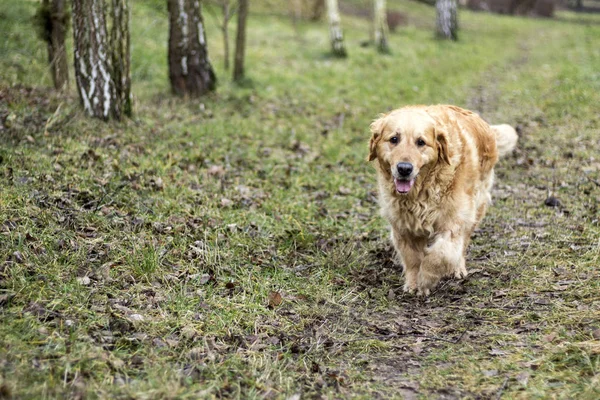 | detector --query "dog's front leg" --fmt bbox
[391,229,423,294]
[417,231,464,296]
